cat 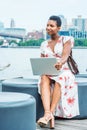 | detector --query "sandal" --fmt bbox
[37,111,54,129]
